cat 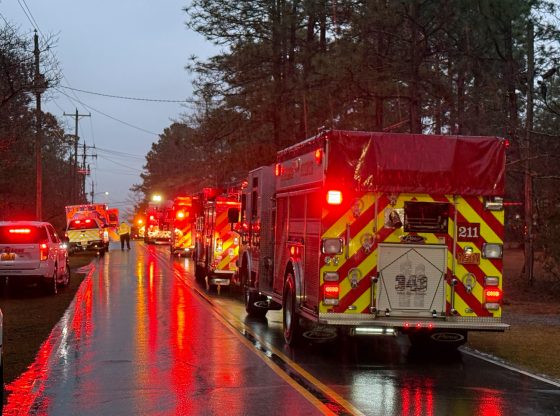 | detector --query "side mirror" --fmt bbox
[228,207,240,224]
